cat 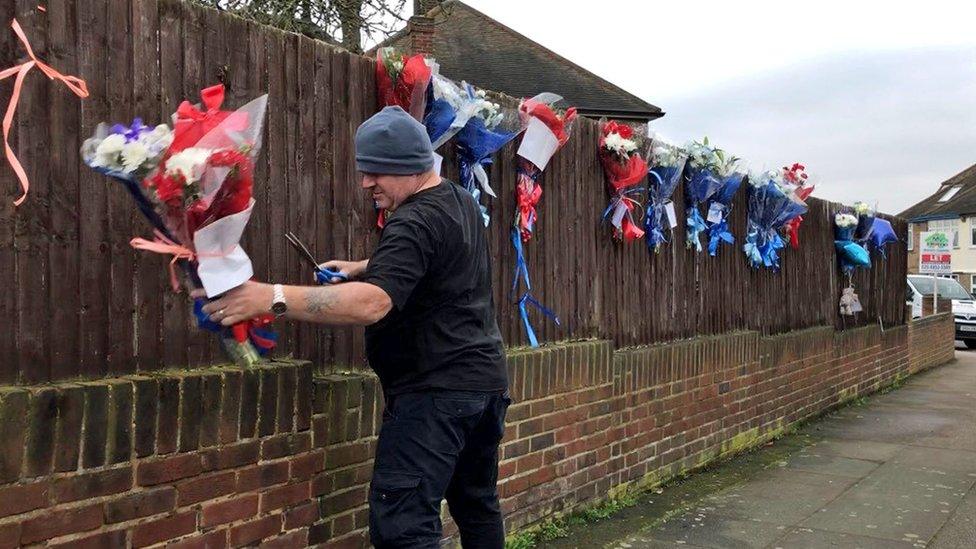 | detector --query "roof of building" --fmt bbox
[373,0,663,121]
[900,163,976,222]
